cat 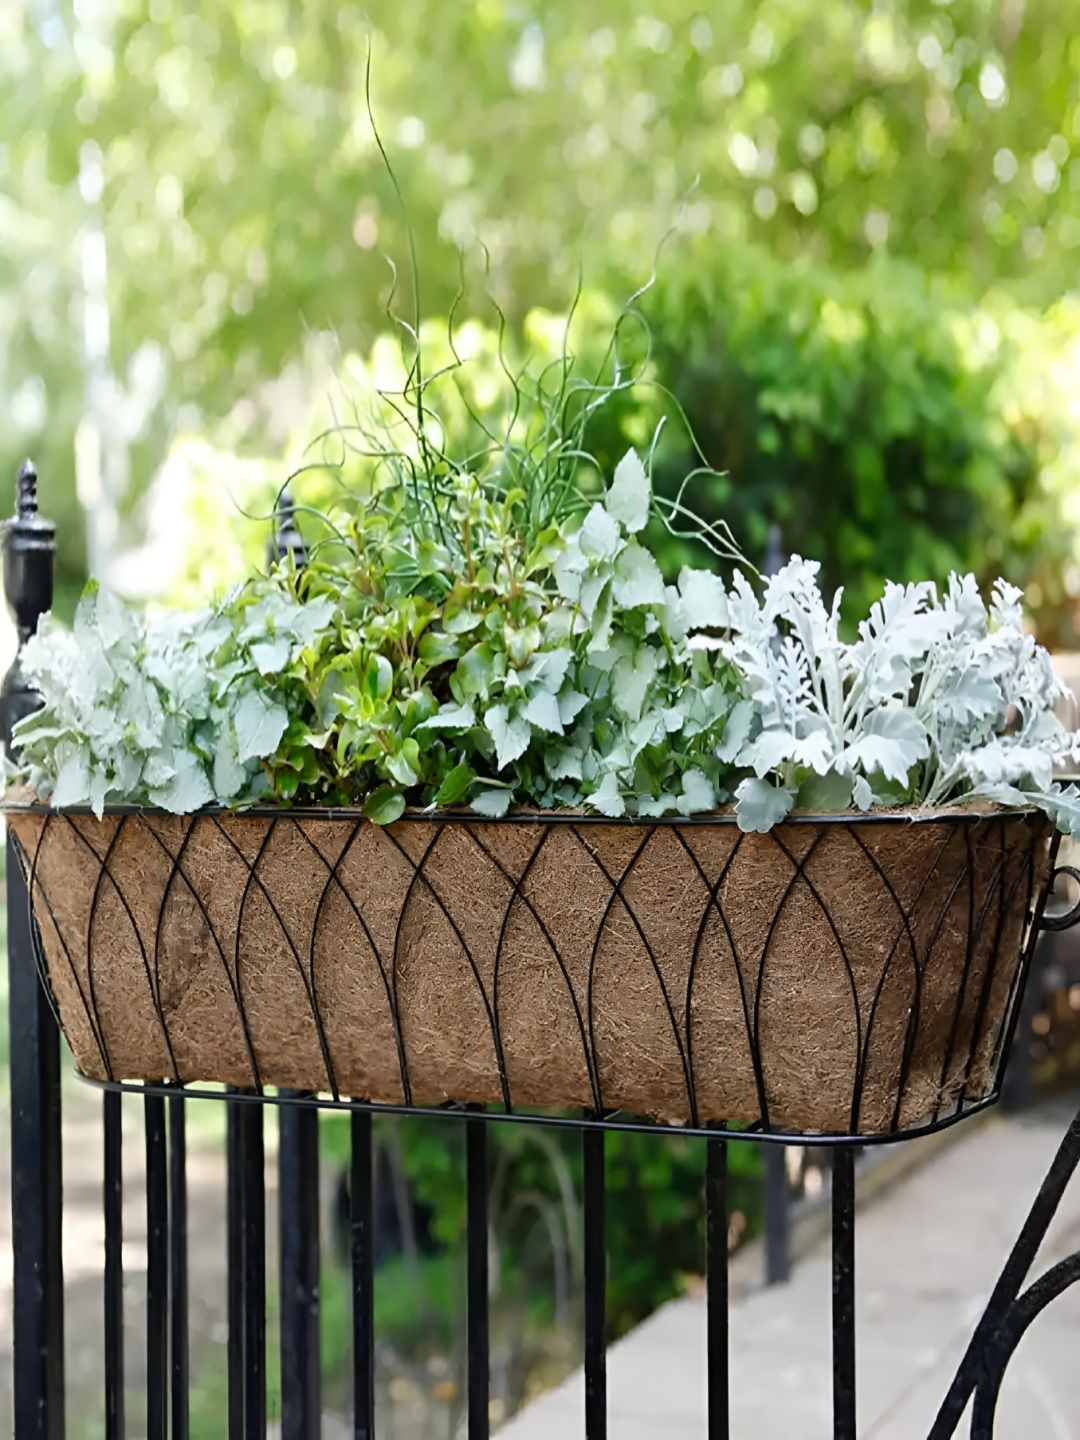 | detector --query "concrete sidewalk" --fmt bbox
[499,1101,1080,1439]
